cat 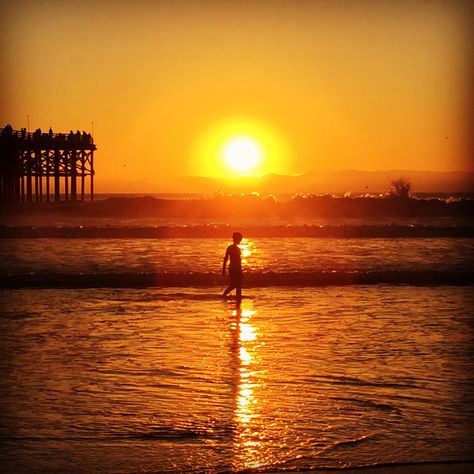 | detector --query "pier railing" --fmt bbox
[0,126,95,149]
